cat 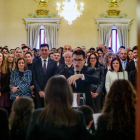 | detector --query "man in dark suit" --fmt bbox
[0,108,9,140]
[59,49,99,110]
[126,46,138,75]
[33,44,57,108]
